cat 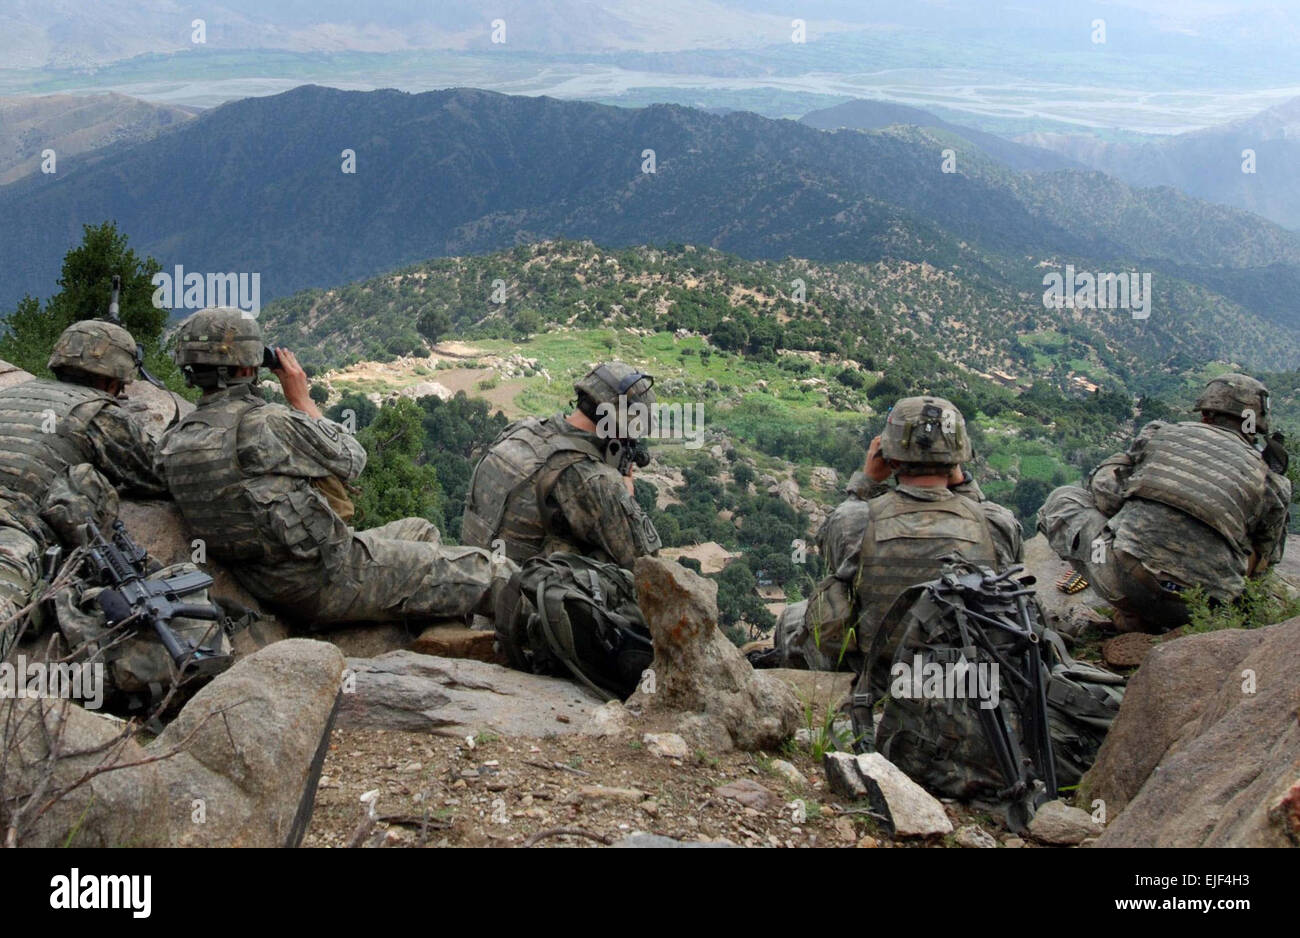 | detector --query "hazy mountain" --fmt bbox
[0,93,196,184]
[0,0,830,69]
[1020,97,1300,231]
[800,100,1081,173]
[3,85,1299,343]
